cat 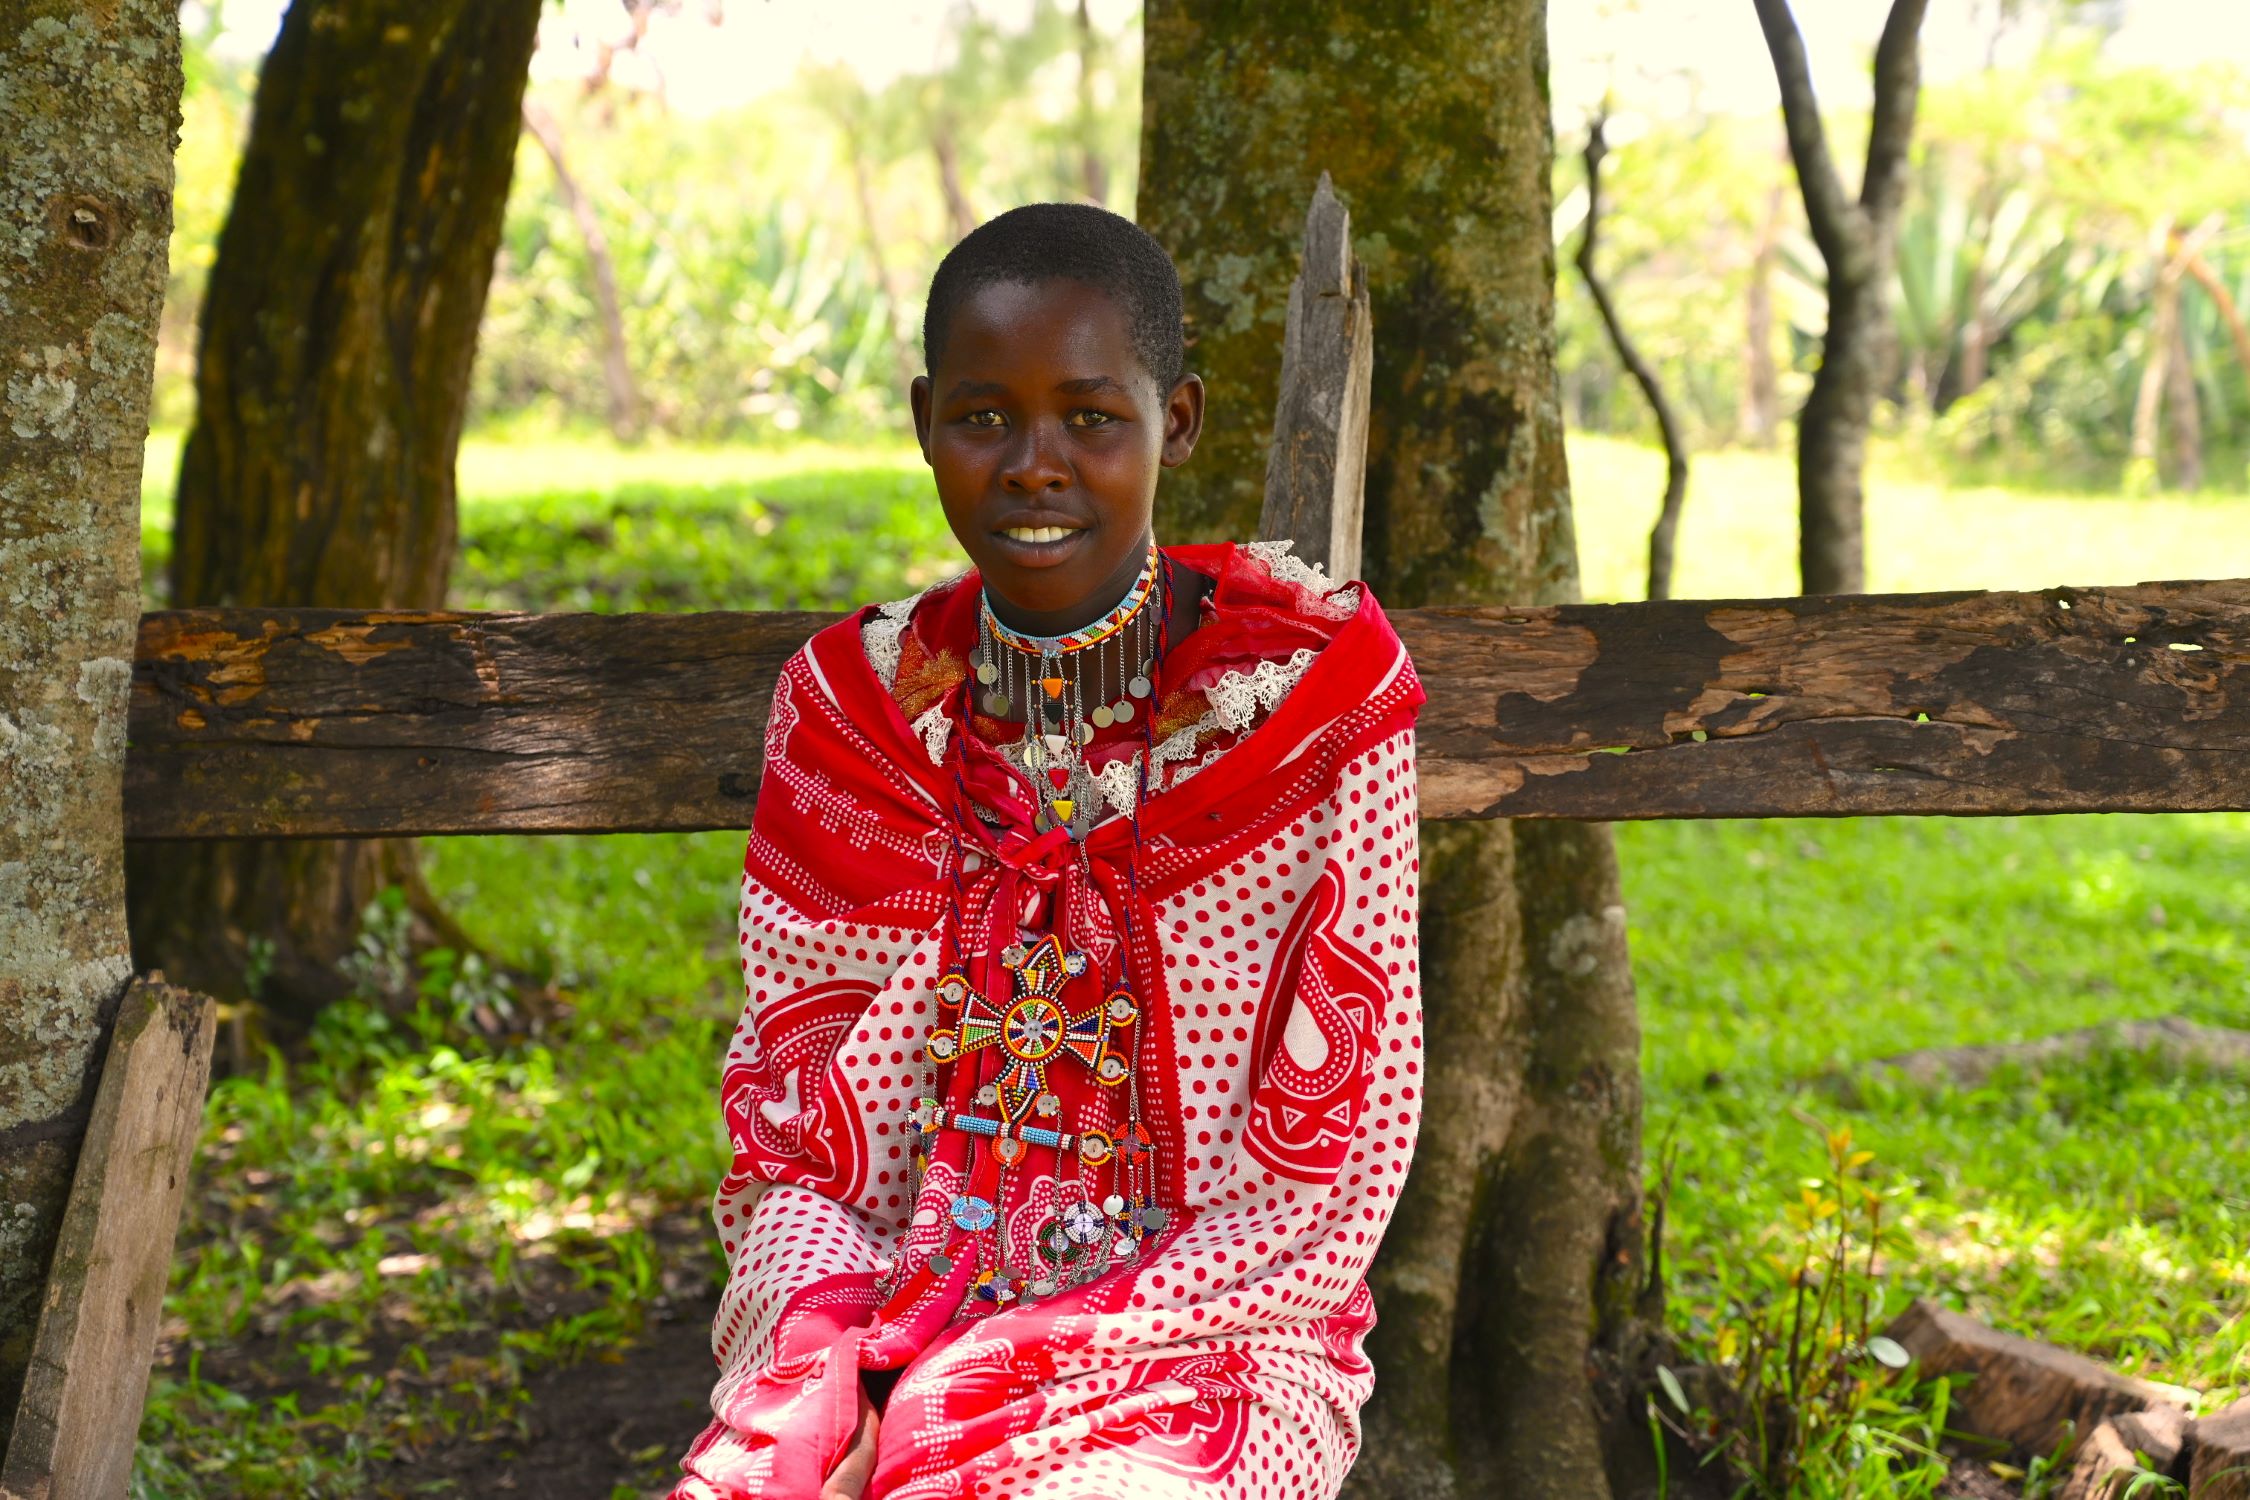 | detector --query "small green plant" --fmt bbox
[415,943,519,1037]
[1654,1112,1955,1498]
[2024,1444,2194,1500]
[338,883,415,1008]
